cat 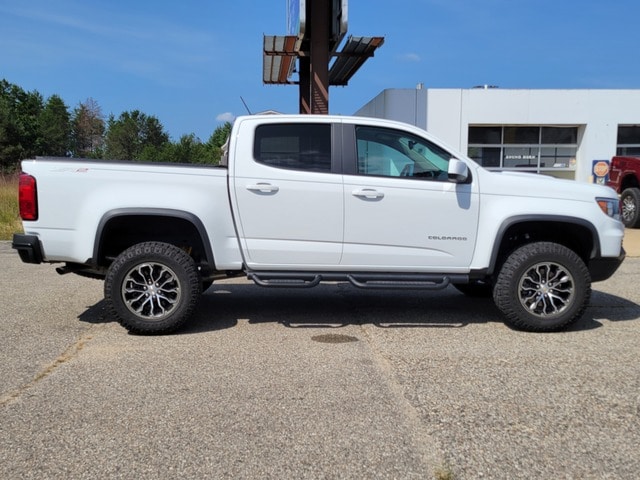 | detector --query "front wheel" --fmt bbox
[620,188,640,228]
[493,242,591,332]
[105,242,202,335]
